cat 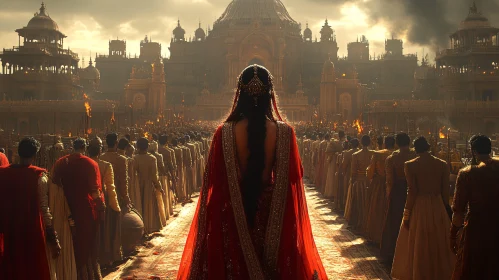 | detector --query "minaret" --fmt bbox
[320,57,337,119]
[150,58,166,115]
